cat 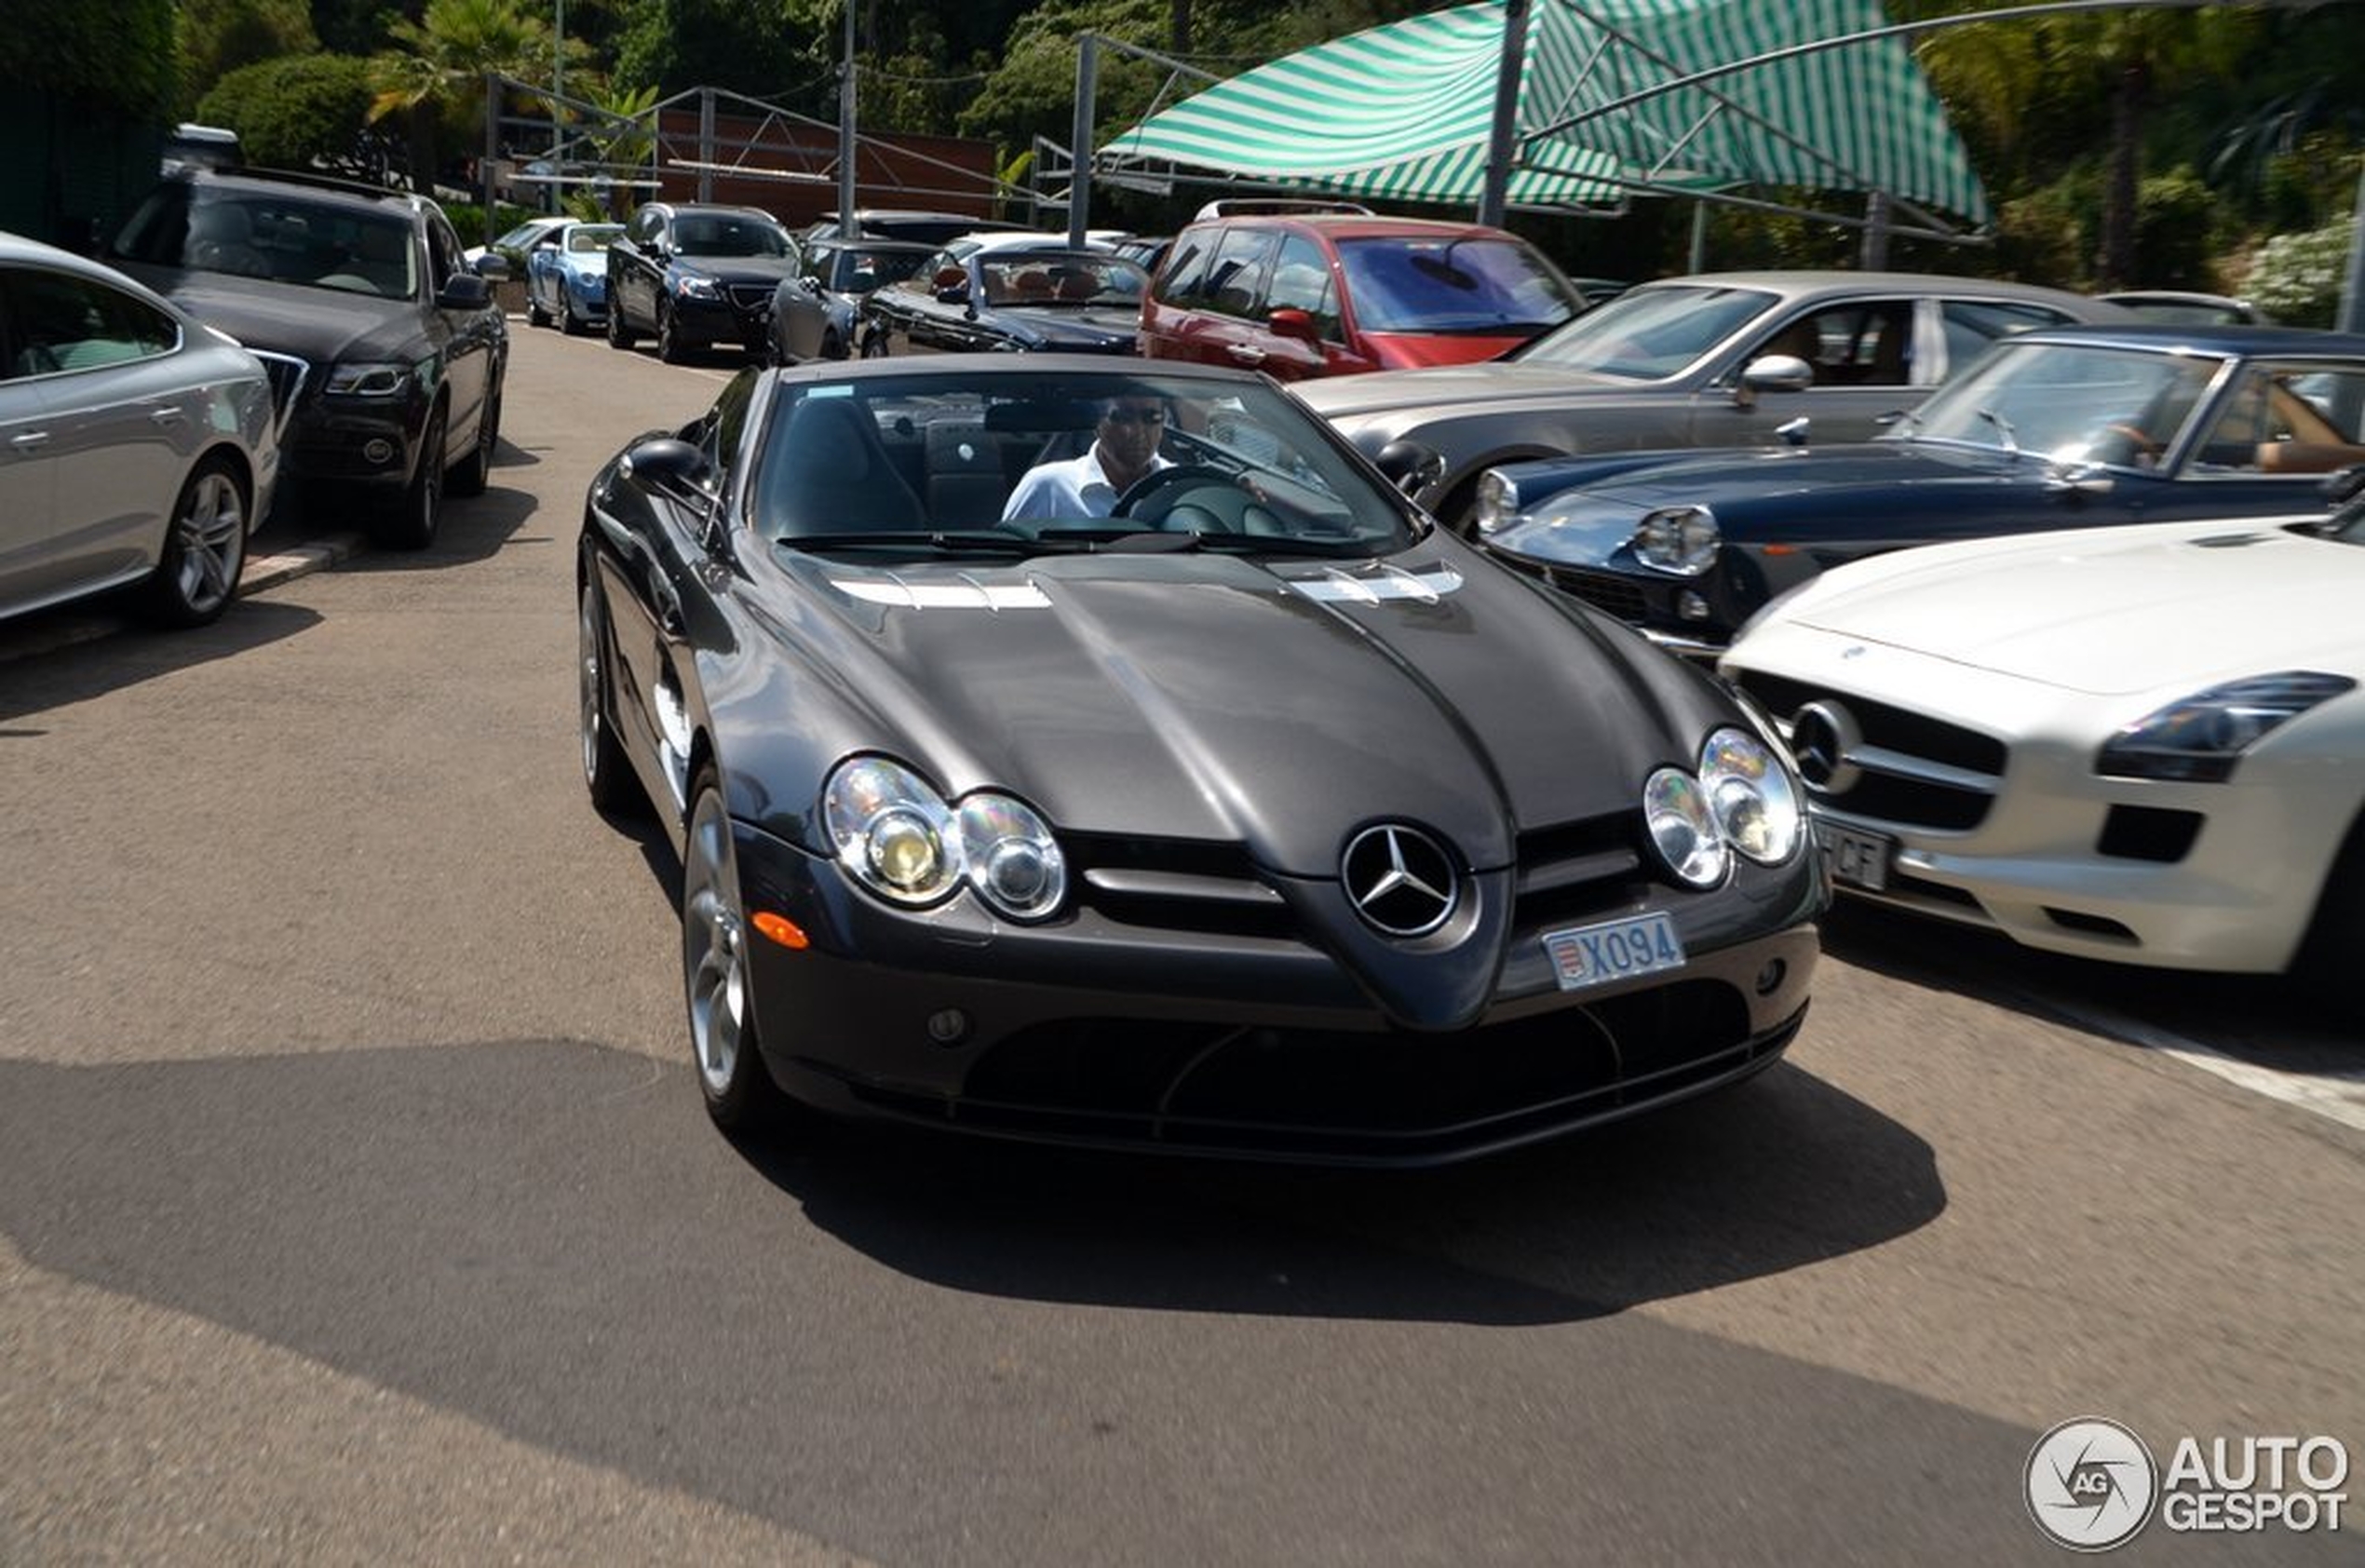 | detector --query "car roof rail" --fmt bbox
[193,164,424,209]
[1192,197,1375,221]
